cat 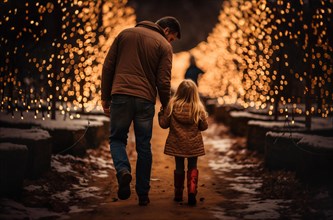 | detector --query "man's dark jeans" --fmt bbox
[109,94,155,196]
